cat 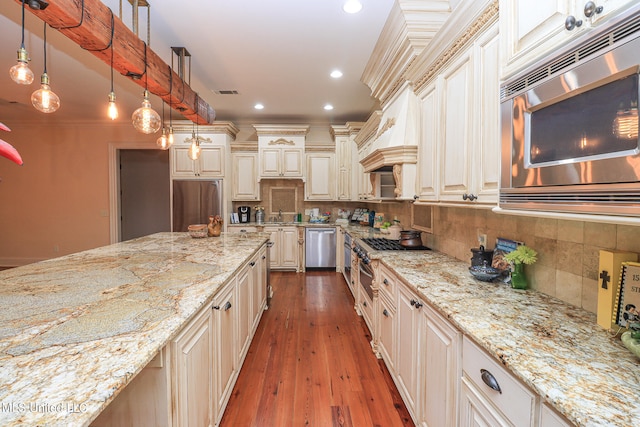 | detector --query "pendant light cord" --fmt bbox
[110,12,115,93]
[42,22,47,74]
[20,0,26,48]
